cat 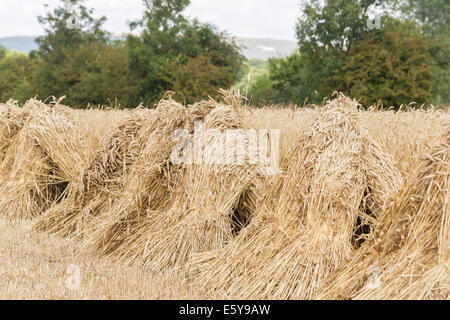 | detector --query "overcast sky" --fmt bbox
[0,0,301,40]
